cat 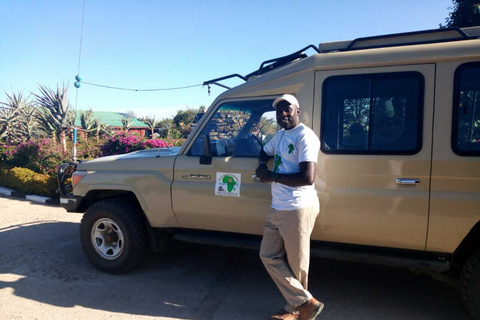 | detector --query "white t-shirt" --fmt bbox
[263,123,320,210]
